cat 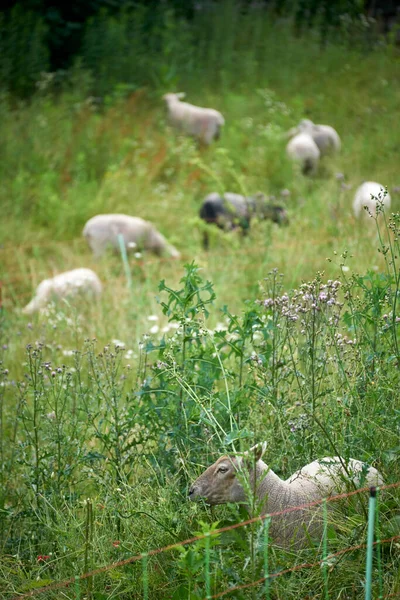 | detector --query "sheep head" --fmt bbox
[162,92,186,105]
[188,442,267,506]
[22,279,53,314]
